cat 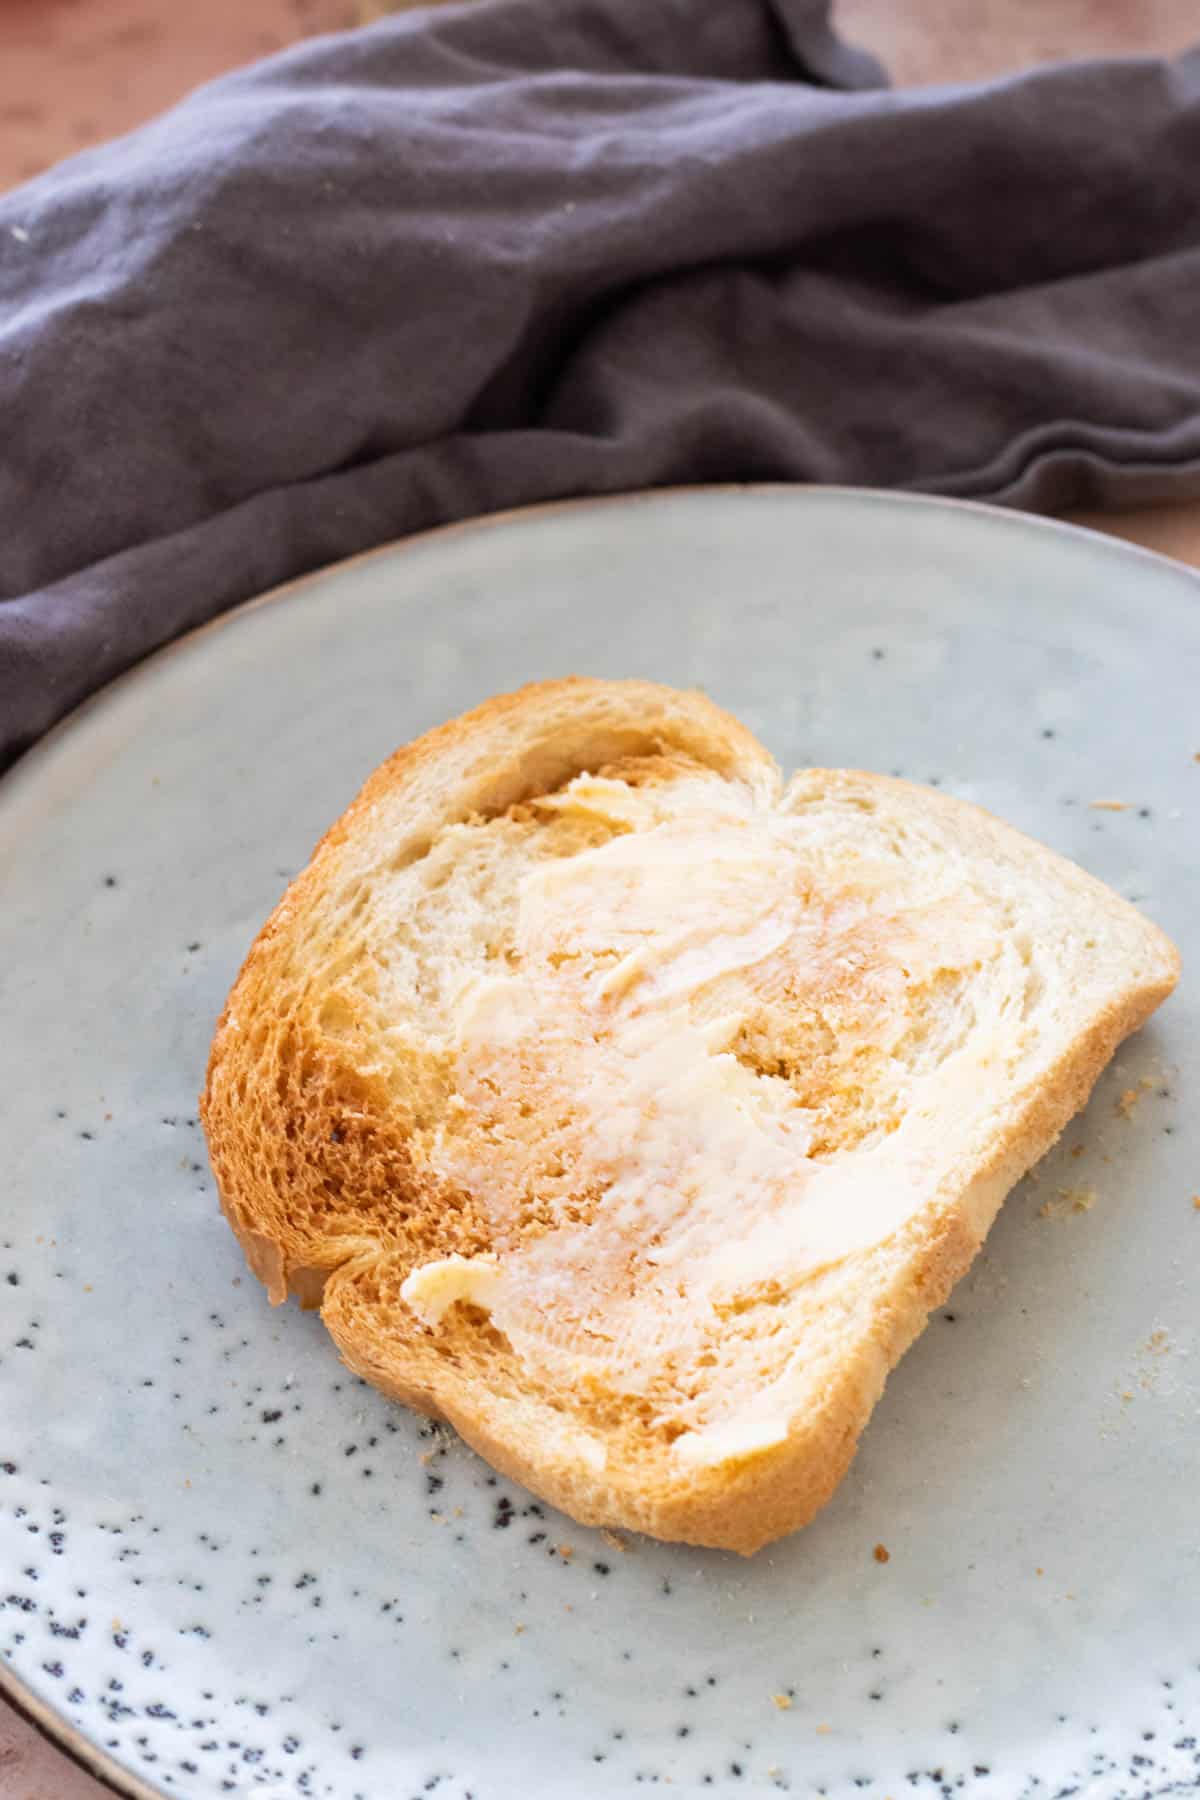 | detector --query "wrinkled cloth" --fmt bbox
[2,0,1199,769]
